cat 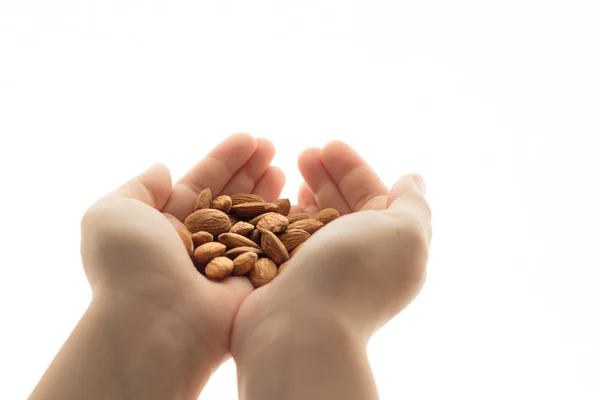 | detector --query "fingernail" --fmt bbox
[411,174,427,196]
